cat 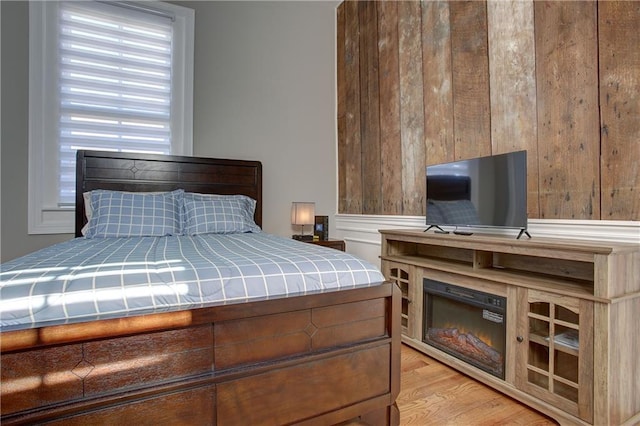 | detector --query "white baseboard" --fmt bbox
[333,214,640,267]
